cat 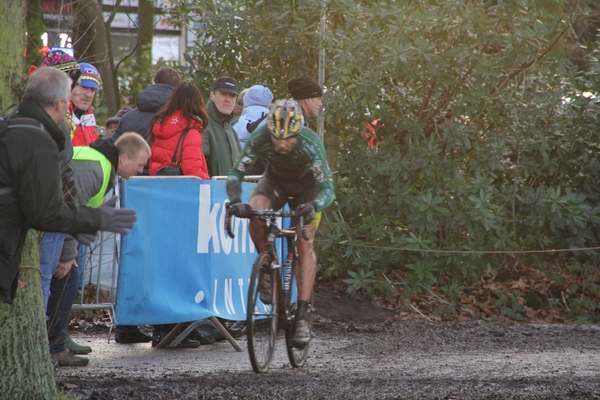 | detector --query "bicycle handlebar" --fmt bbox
[225,204,309,241]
